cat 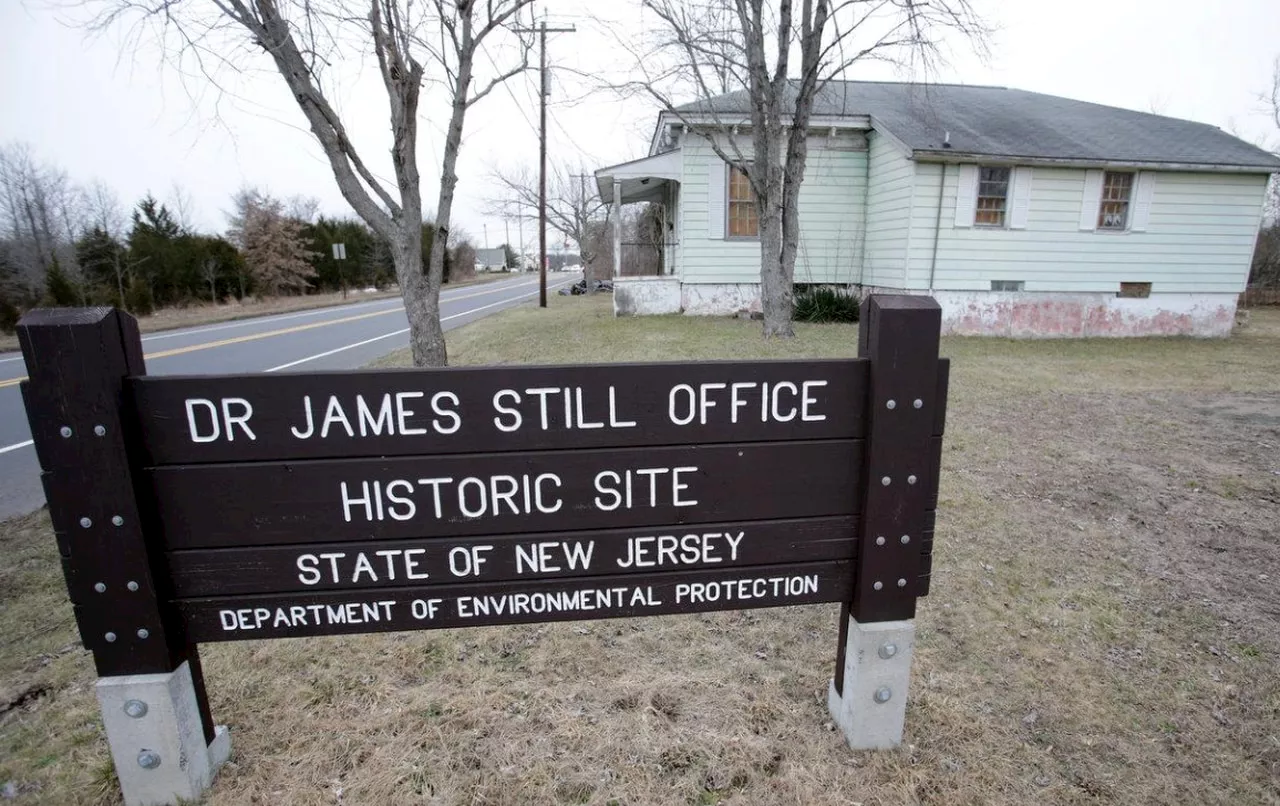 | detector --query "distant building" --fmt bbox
[594,81,1280,337]
[474,247,507,270]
